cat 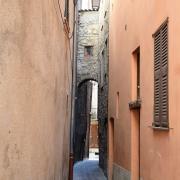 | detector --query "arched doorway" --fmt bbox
[74,80,99,162]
